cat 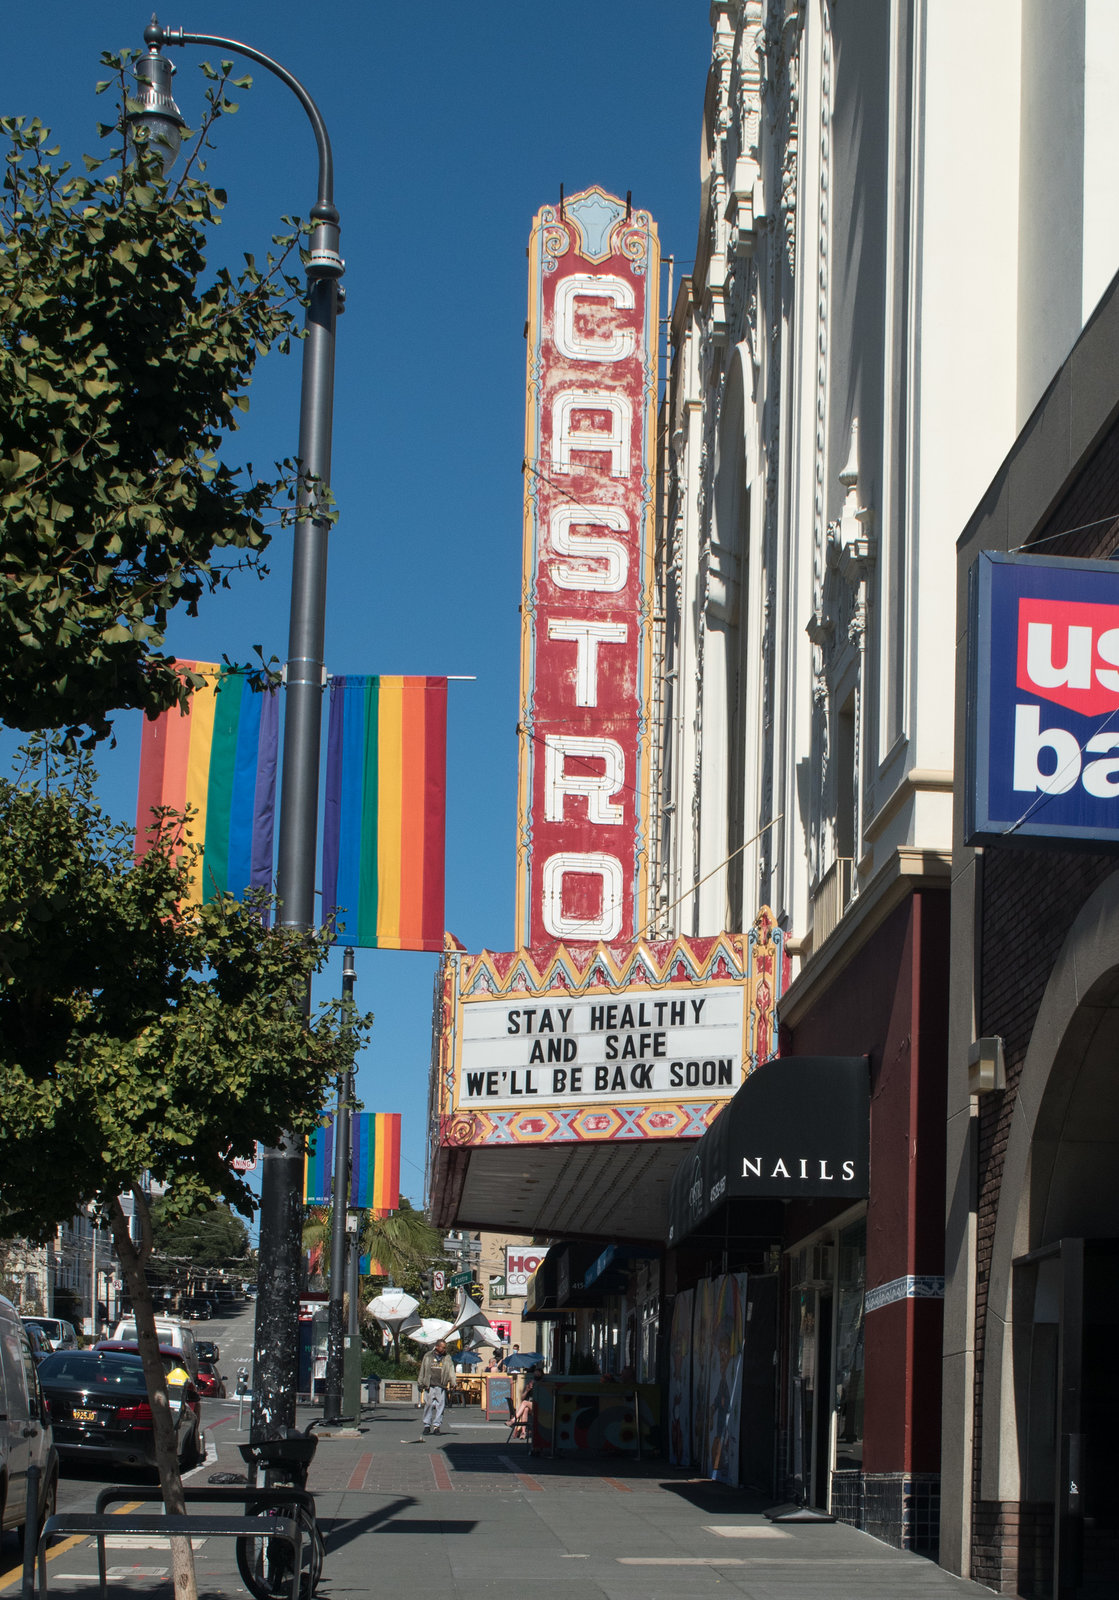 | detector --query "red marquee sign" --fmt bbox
[516,188,660,947]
